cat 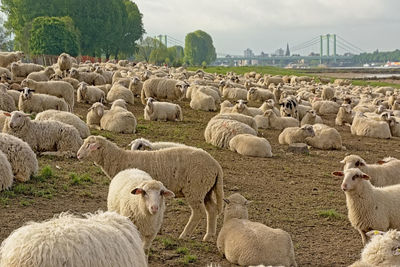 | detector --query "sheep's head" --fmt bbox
[362,230,400,265]
[340,155,367,170]
[132,77,140,85]
[88,102,105,118]
[235,99,247,112]
[248,88,256,95]
[4,111,30,130]
[332,168,369,192]
[0,73,11,83]
[44,67,55,76]
[223,193,251,223]
[265,99,275,107]
[307,110,317,118]
[111,99,127,110]
[176,81,189,95]
[69,68,78,78]
[19,87,35,100]
[77,135,106,160]
[300,125,315,137]
[129,138,153,151]
[131,180,174,215]
[10,62,19,72]
[380,112,391,122]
